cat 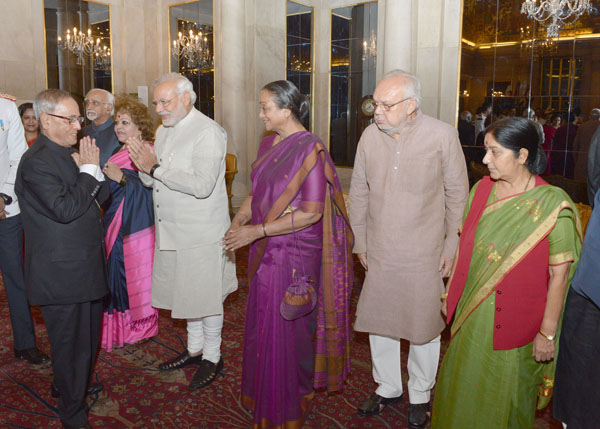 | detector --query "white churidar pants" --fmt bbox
[370,334,441,404]
[186,315,224,364]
